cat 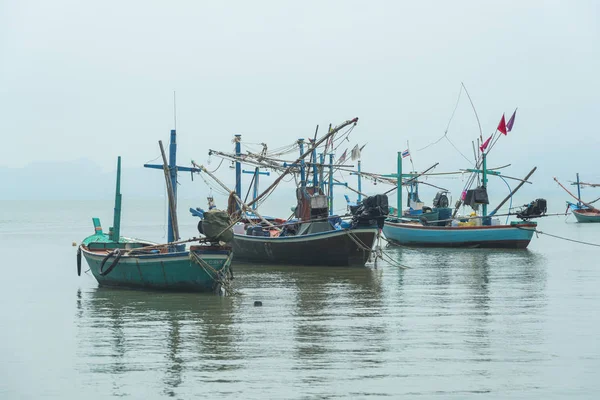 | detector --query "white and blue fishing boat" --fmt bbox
[78,130,234,293]
[383,113,546,249]
[556,174,600,223]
